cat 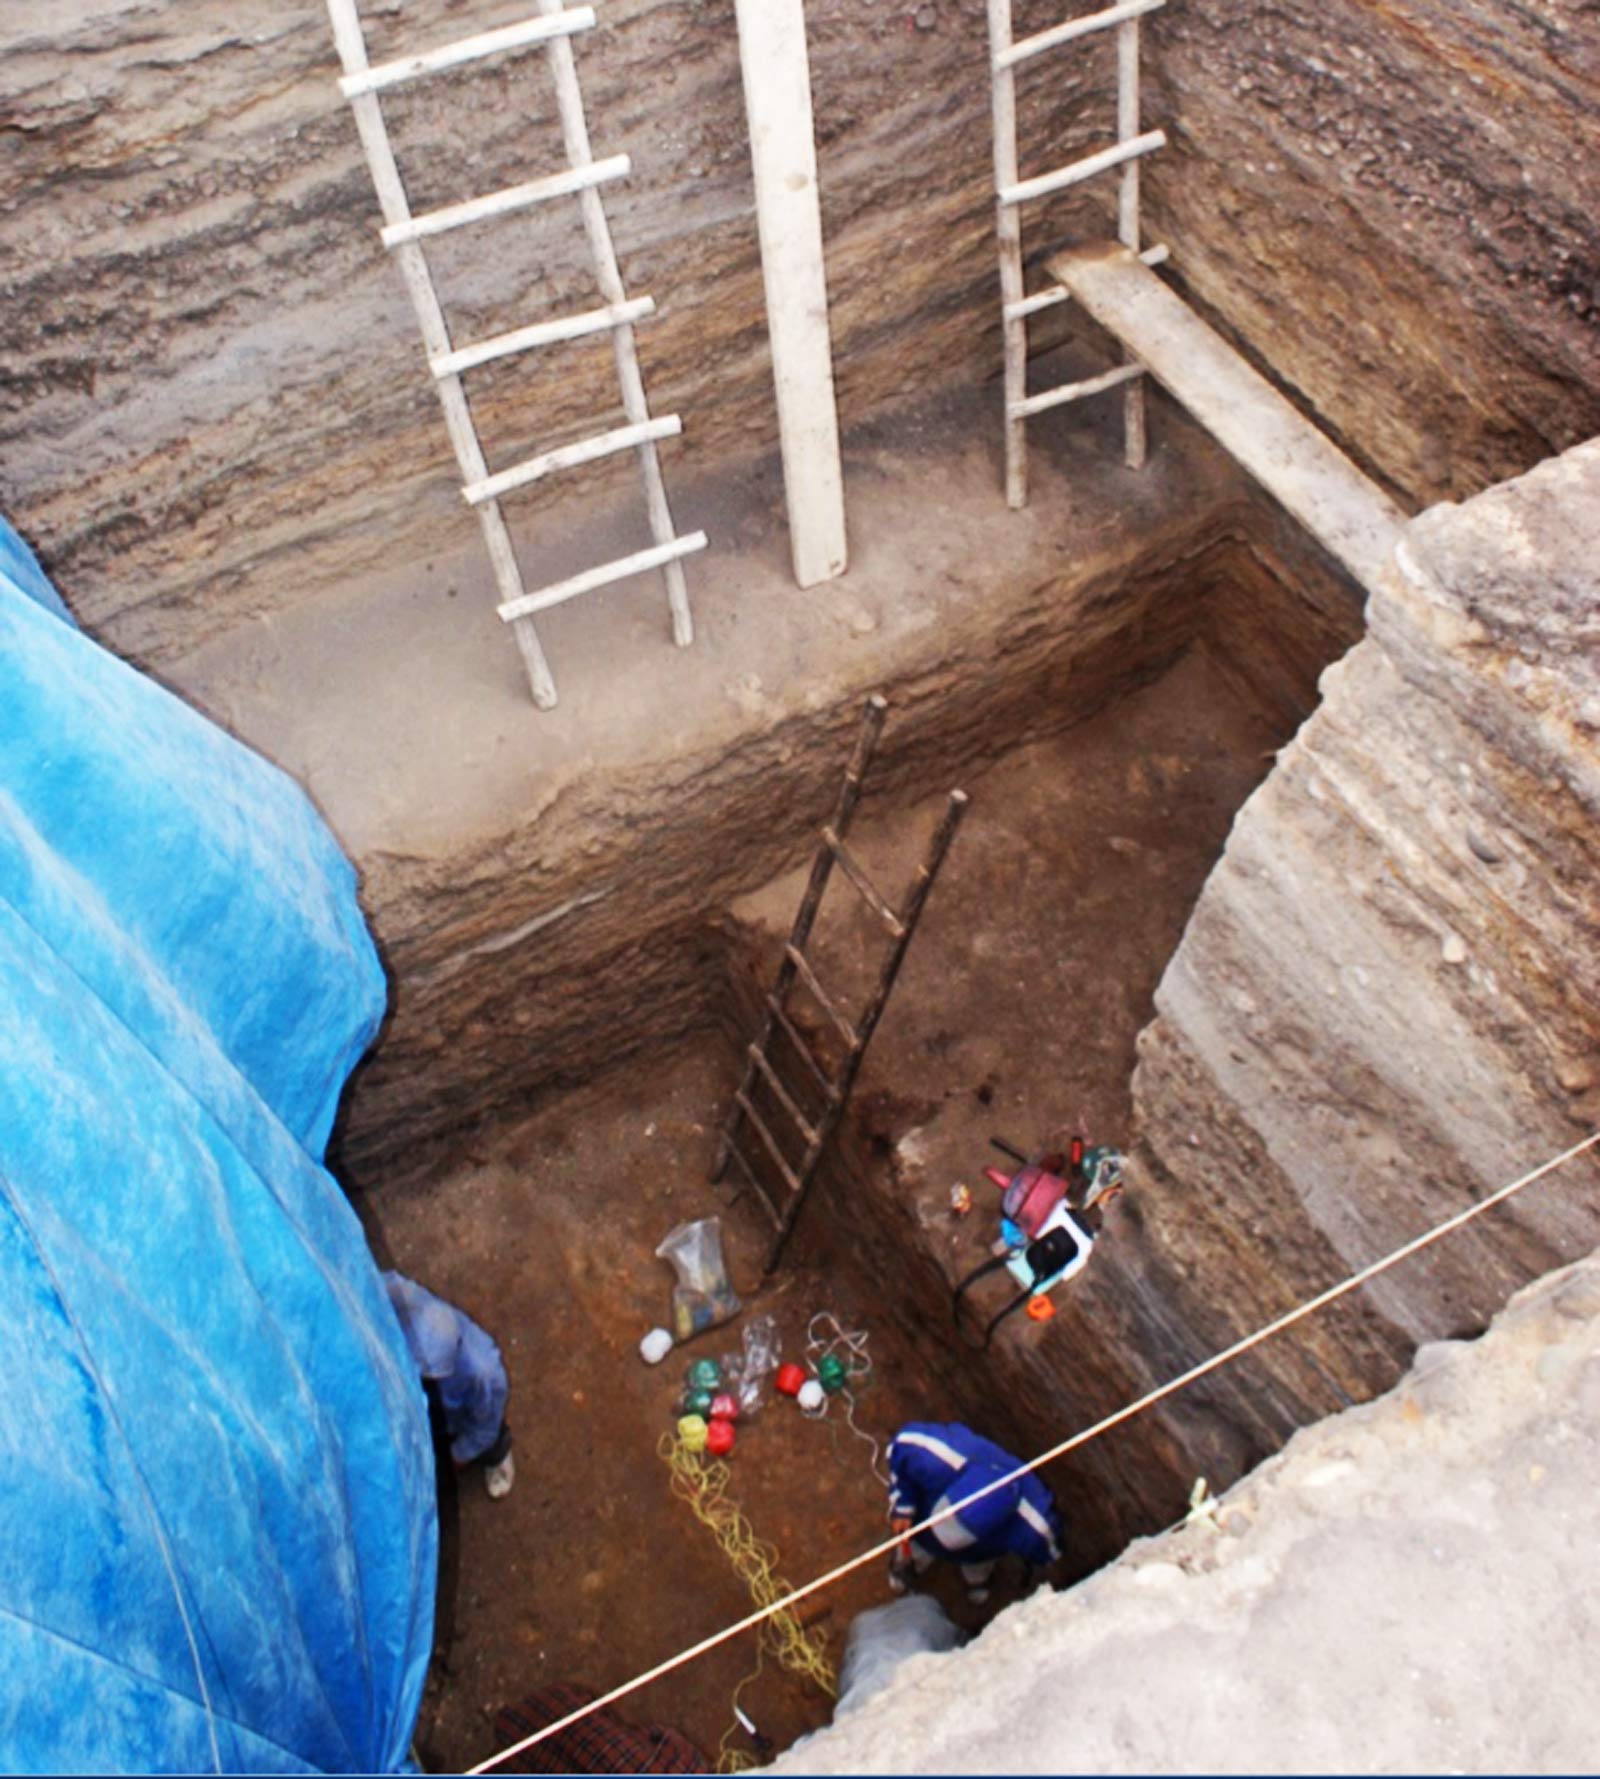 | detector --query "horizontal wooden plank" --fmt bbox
[1047,242,1406,589]
[999,130,1165,207]
[496,532,708,623]
[995,0,1163,70]
[432,297,654,380]
[1009,360,1143,419]
[339,9,596,98]
[381,154,629,247]
[463,416,682,505]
